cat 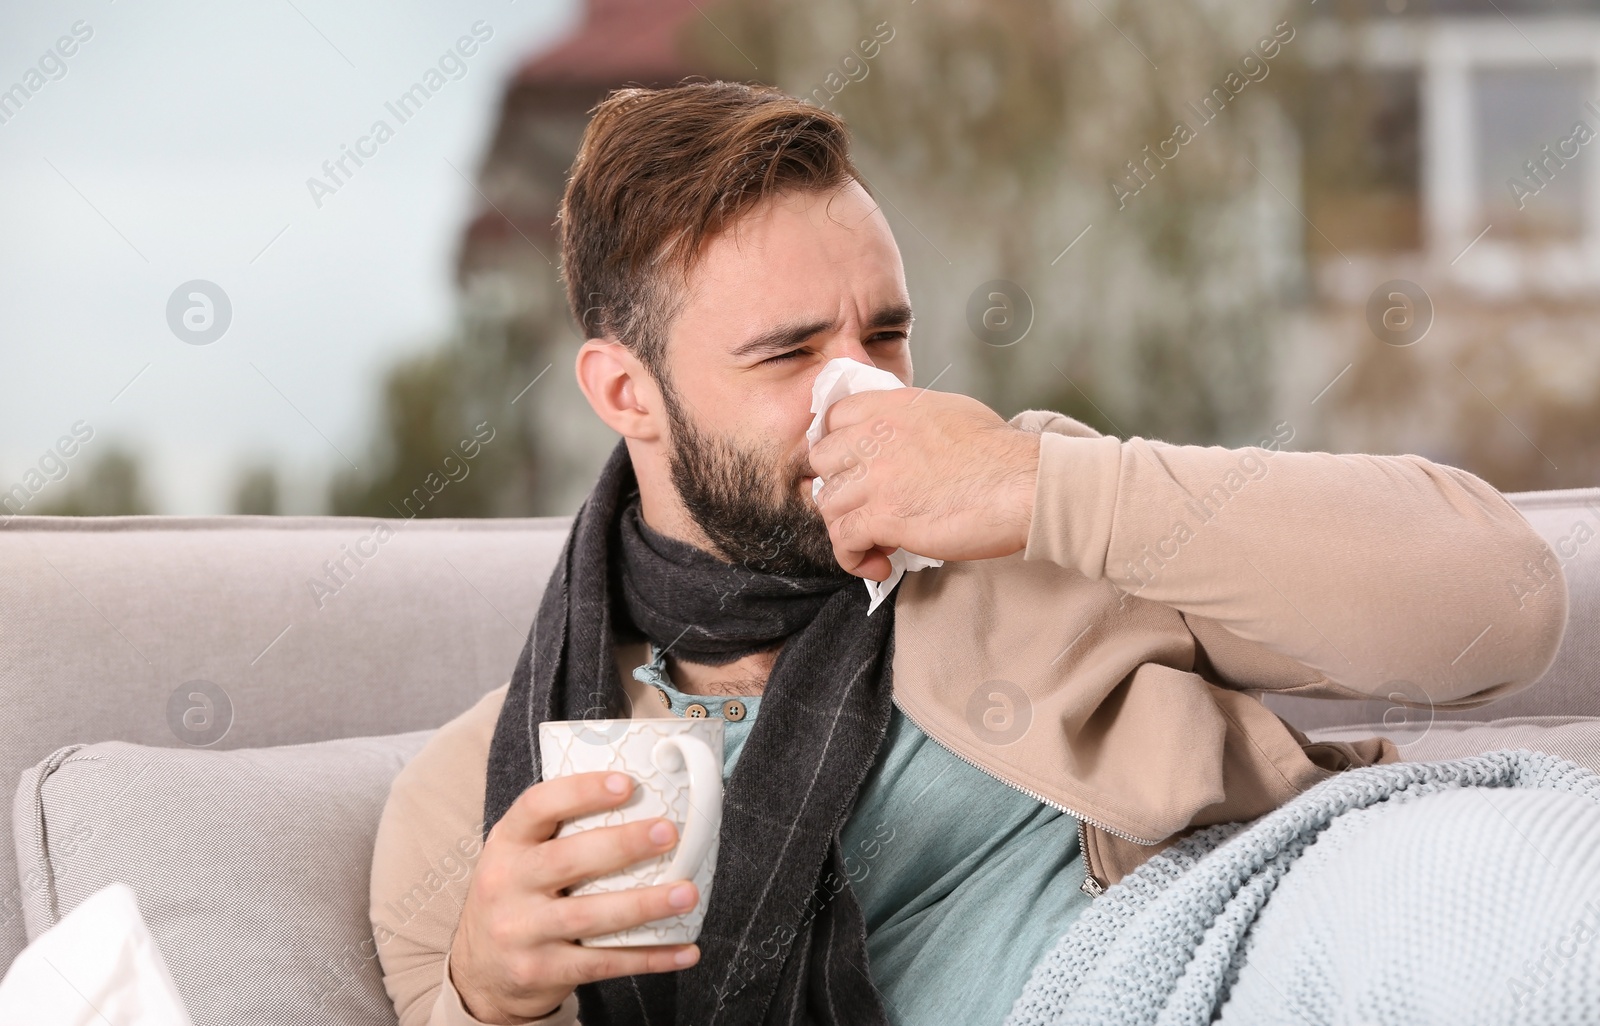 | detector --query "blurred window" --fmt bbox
[1301,67,1422,254]
[1472,66,1589,242]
